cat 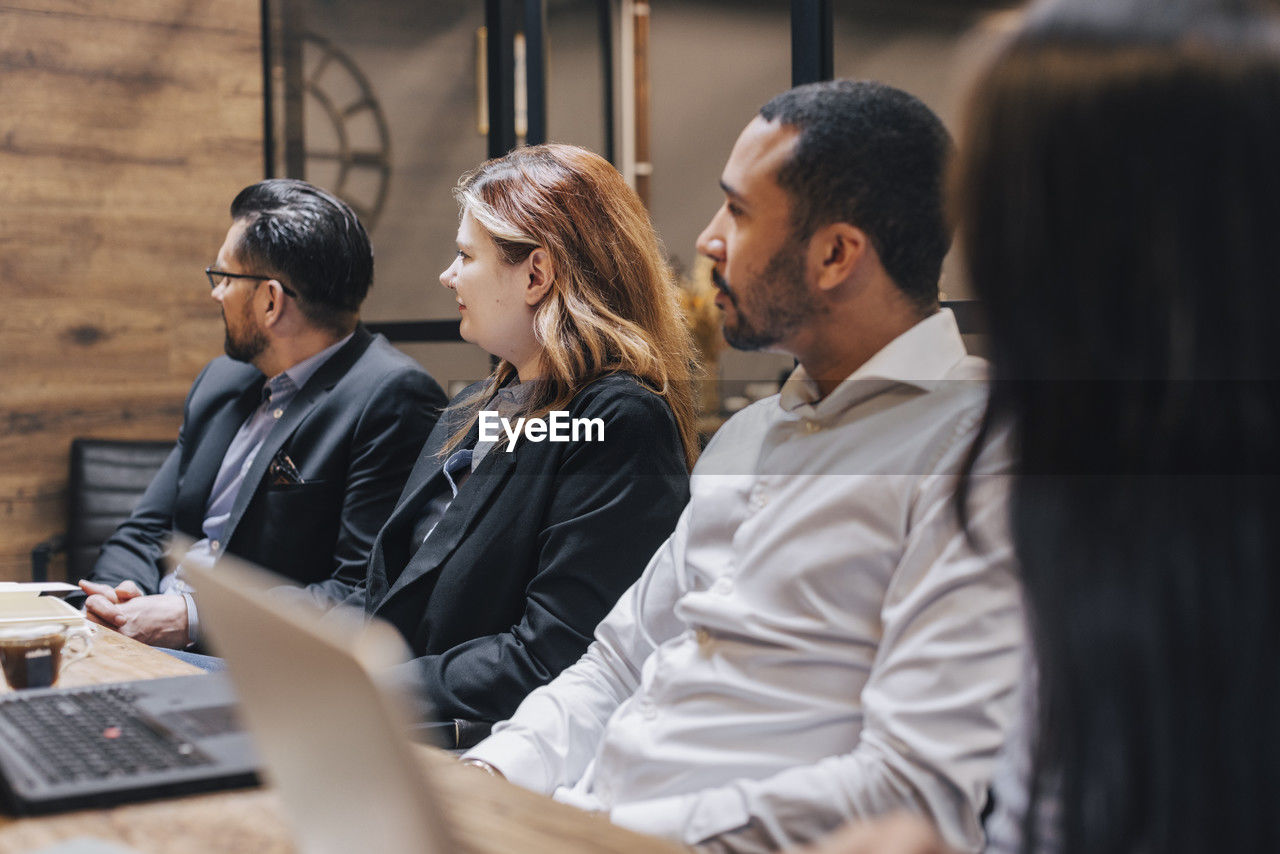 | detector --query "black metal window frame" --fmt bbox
[261,0,981,342]
[791,0,833,86]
